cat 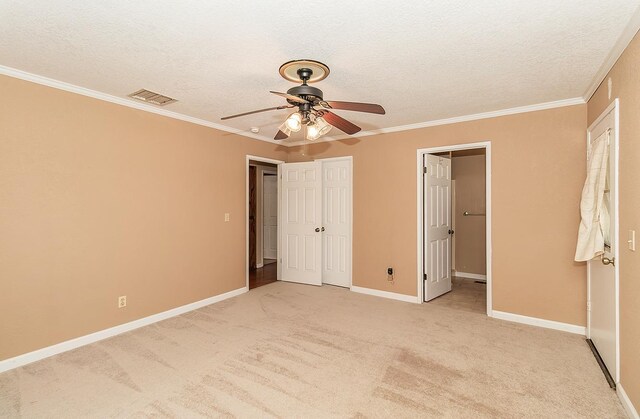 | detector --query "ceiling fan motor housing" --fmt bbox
[287,85,323,104]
